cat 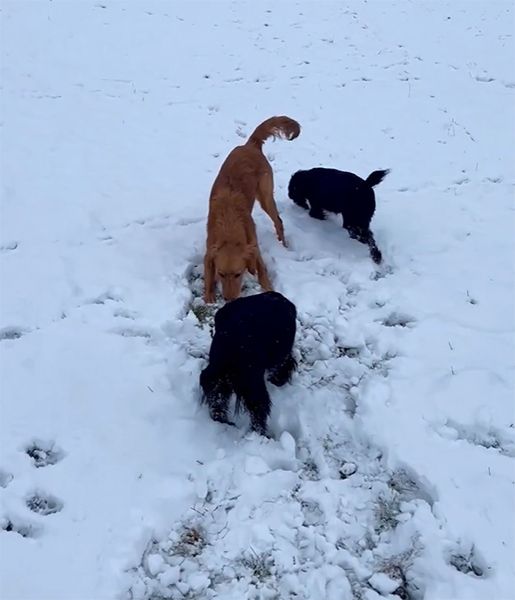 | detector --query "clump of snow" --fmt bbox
[368,571,401,595]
